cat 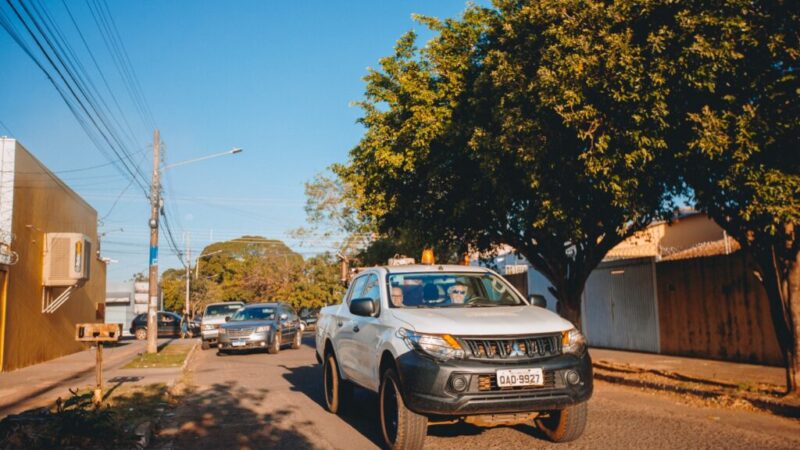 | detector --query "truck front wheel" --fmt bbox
[379,368,427,450]
[323,352,352,414]
[535,401,588,443]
